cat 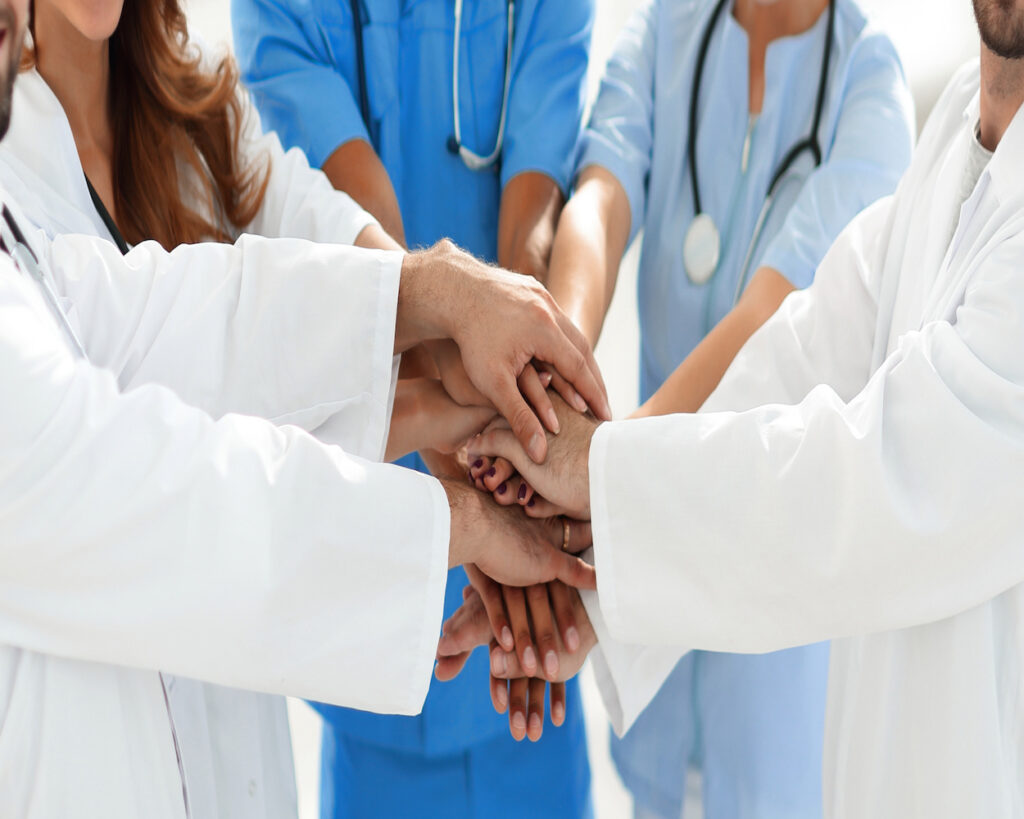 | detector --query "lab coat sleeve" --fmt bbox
[43,231,401,462]
[500,0,594,195]
[590,227,1024,656]
[575,0,657,244]
[235,90,377,247]
[584,199,896,731]
[758,30,915,289]
[0,264,449,715]
[231,0,369,169]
